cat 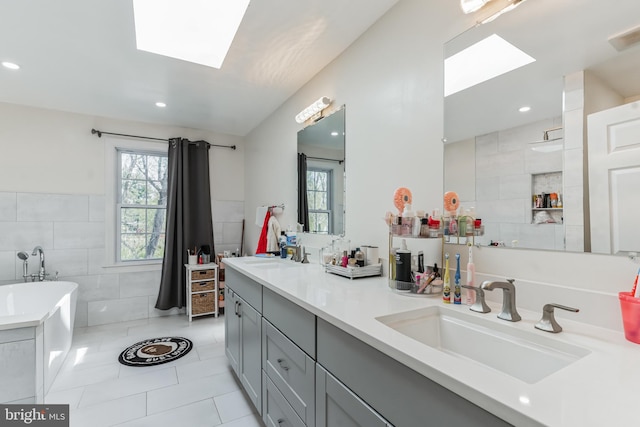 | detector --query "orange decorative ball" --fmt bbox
[444,191,459,214]
[393,187,412,214]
